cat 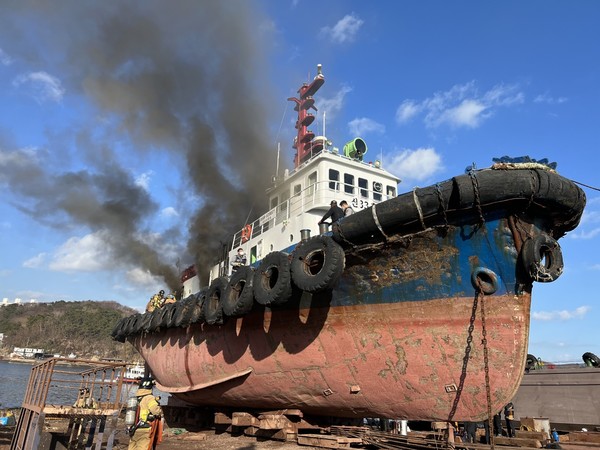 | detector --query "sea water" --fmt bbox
[0,360,166,409]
